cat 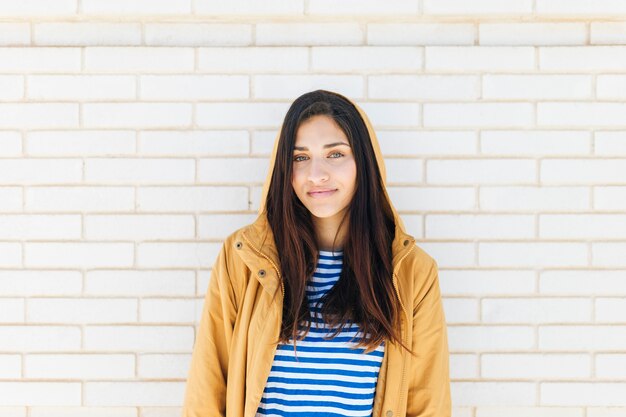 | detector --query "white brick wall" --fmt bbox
[0,3,625,417]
